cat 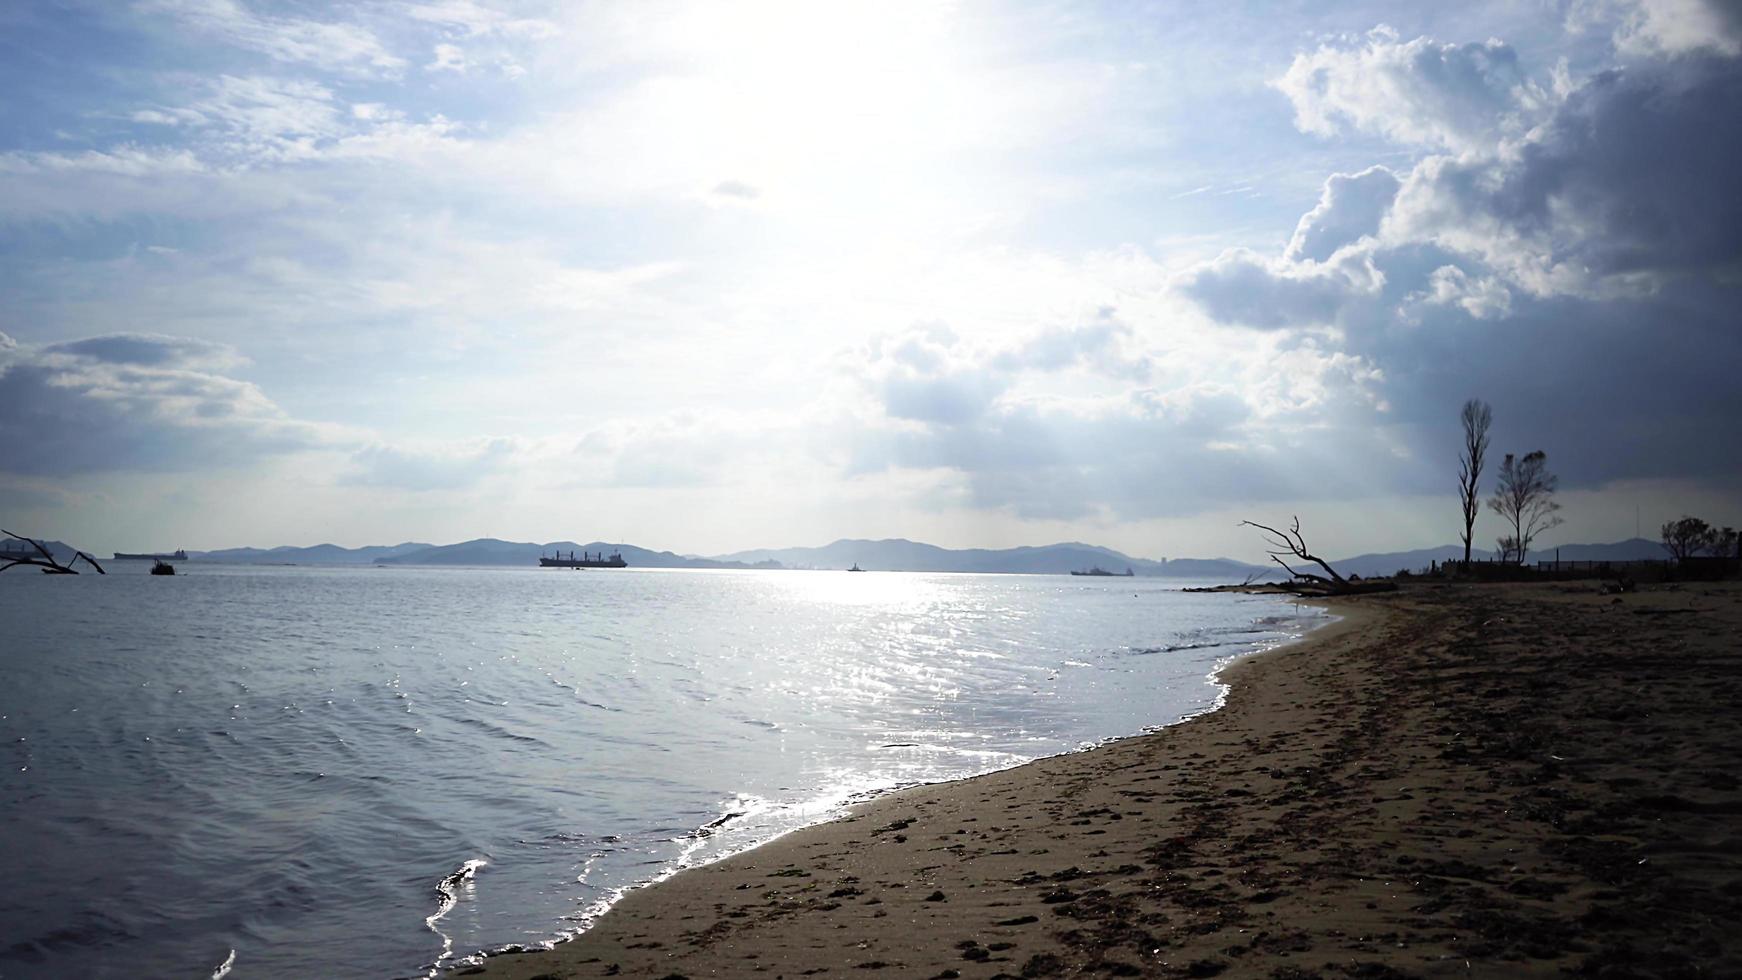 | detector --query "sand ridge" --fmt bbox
[454,582,1742,979]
